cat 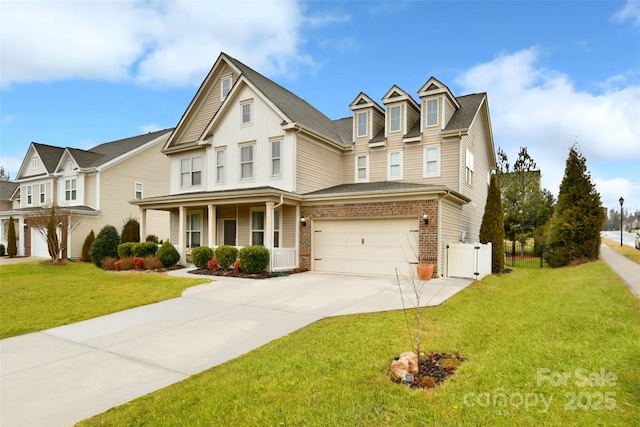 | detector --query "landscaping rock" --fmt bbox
[389,352,419,380]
